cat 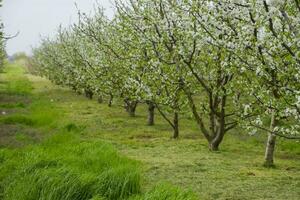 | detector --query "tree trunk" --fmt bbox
[173,112,179,139]
[76,90,82,95]
[73,86,81,95]
[264,133,276,167]
[124,99,138,117]
[108,94,113,107]
[97,95,103,104]
[209,140,220,151]
[84,89,93,99]
[209,127,226,151]
[147,101,155,126]
[208,93,227,151]
[264,110,277,167]
[128,102,137,117]
[183,87,211,141]
[155,104,179,138]
[72,85,77,93]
